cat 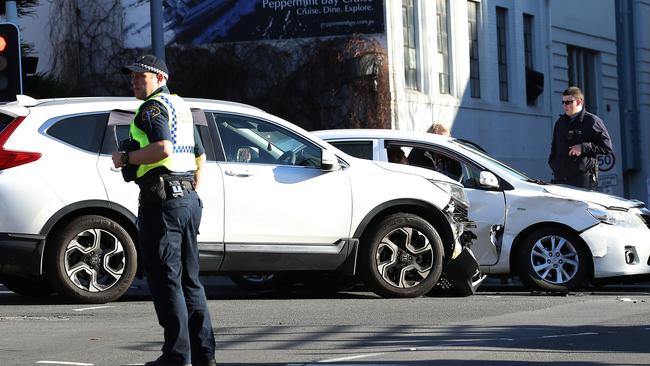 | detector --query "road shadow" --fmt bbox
[207,323,650,352]
[121,322,649,365]
[0,278,378,305]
